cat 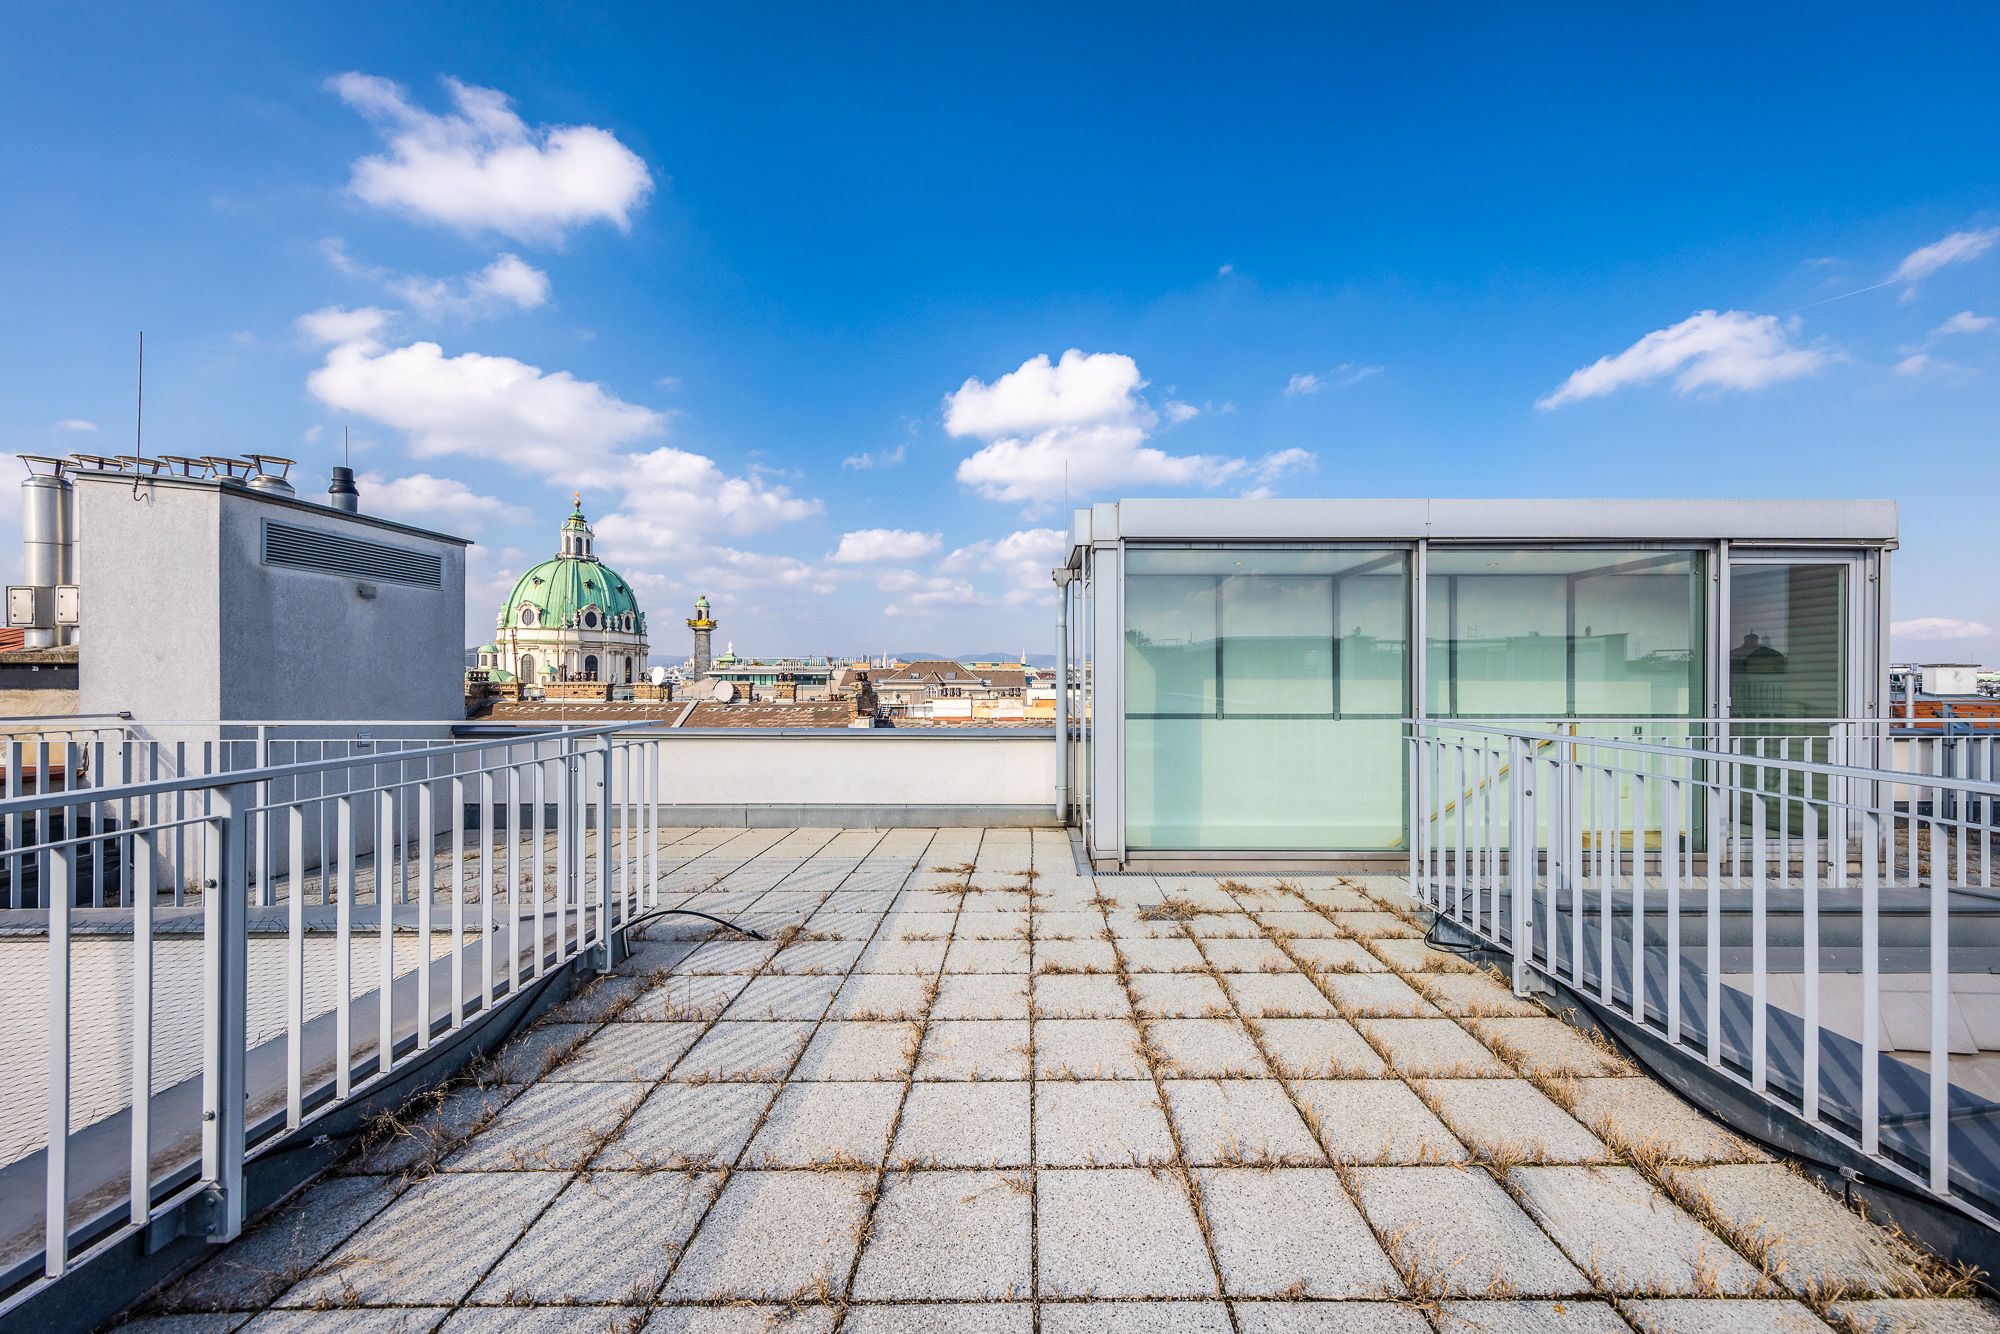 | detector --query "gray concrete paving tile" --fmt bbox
[677,940,778,975]
[1036,1080,1176,1166]
[1037,939,1119,972]
[597,1080,779,1170]
[1624,1298,1837,1332]
[1509,1165,1764,1295]
[721,974,844,1020]
[768,938,867,975]
[945,939,1031,973]
[545,973,662,1022]
[792,1020,921,1080]
[830,973,936,1020]
[915,1019,1031,1080]
[839,1304,1032,1333]
[674,1021,816,1081]
[1200,939,1296,973]
[1119,938,1209,972]
[1038,1303,1231,1332]
[892,1081,1031,1167]
[486,1024,596,1083]
[660,1169,872,1301]
[546,1021,704,1082]
[110,1314,249,1333]
[1035,1169,1220,1298]
[1034,974,1133,1018]
[1334,910,1423,939]
[639,972,750,1022]
[1197,1167,1401,1297]
[1321,972,1441,1017]
[1566,1078,1764,1163]
[642,1307,837,1333]
[1161,1079,1324,1166]
[1348,1165,1587,1296]
[473,1171,716,1302]
[343,1083,515,1176]
[850,1170,1033,1300]
[1283,938,1386,971]
[960,911,1032,939]
[1470,1017,1628,1076]
[1251,910,1349,937]
[1292,1079,1465,1164]
[746,1081,903,1166]
[853,939,949,976]
[441,1309,644,1333]
[1129,973,1234,1018]
[1253,1018,1388,1078]
[932,974,1030,1019]
[1232,1302,1429,1332]
[1433,1300,1630,1331]
[281,1172,567,1306]
[242,1310,450,1333]
[1036,1019,1149,1079]
[1146,1019,1268,1077]
[161,1175,399,1311]
[443,1081,648,1171]
[1676,1163,1930,1296]
[1359,1018,1509,1076]
[1223,973,1338,1018]
[1418,1079,1608,1162]
[1831,1298,2000,1333]
[1037,912,1112,939]
[1418,971,1546,1018]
